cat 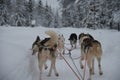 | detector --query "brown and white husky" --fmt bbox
[79,33,103,80]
